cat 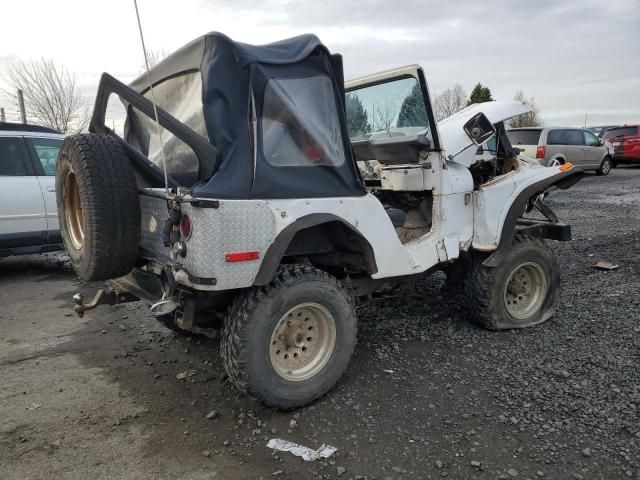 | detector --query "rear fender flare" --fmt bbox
[482,168,583,267]
[253,213,377,285]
